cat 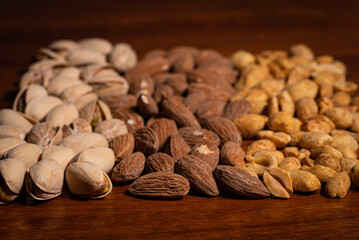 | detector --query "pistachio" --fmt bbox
[25,159,64,201]
[110,43,138,72]
[0,125,26,139]
[74,93,99,111]
[5,143,42,170]
[47,76,83,96]
[54,67,81,79]
[45,104,79,127]
[78,38,112,55]
[49,39,80,54]
[94,119,128,141]
[41,146,75,169]
[79,100,112,128]
[0,137,26,158]
[62,118,92,138]
[76,147,115,174]
[59,132,108,154]
[27,122,62,149]
[0,158,27,204]
[65,161,112,199]
[13,84,48,112]
[25,96,63,121]
[0,109,36,133]
[60,83,93,104]
[67,49,106,66]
